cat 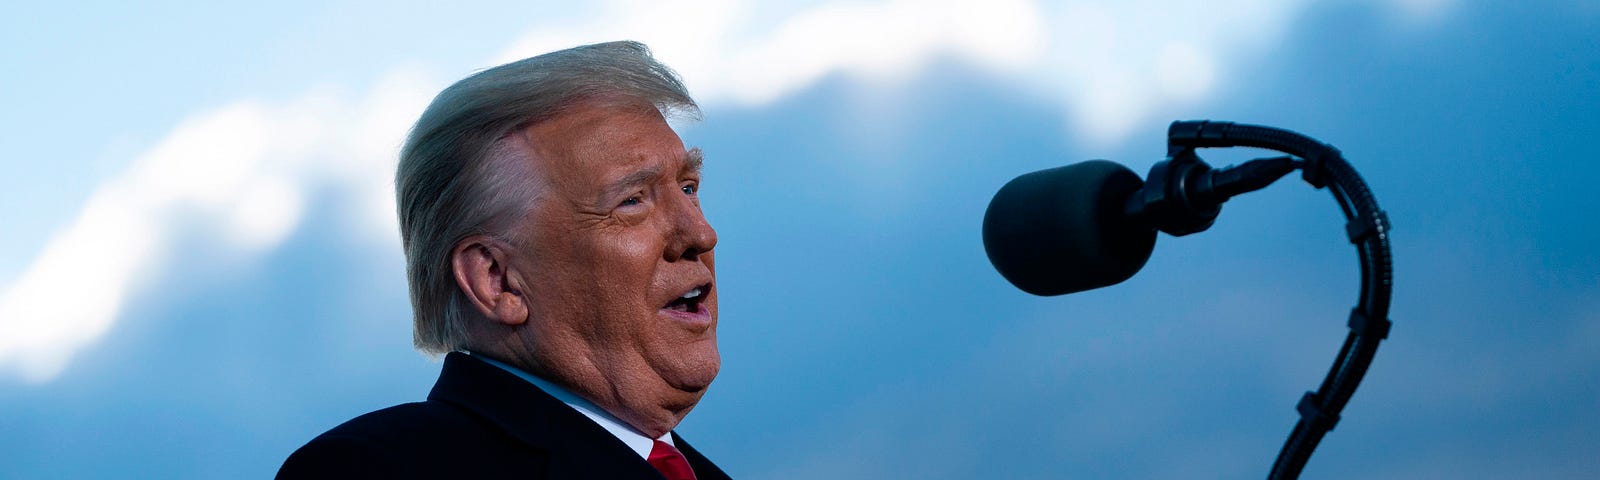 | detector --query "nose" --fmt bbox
[664,191,717,262]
